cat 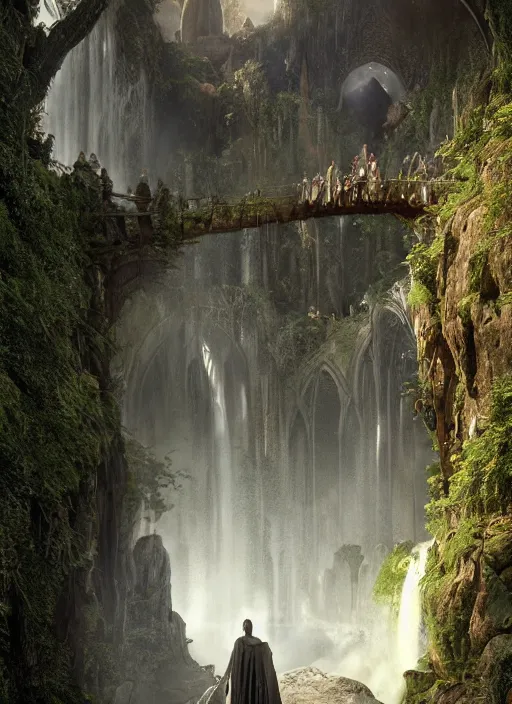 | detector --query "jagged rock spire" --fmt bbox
[181,0,223,43]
